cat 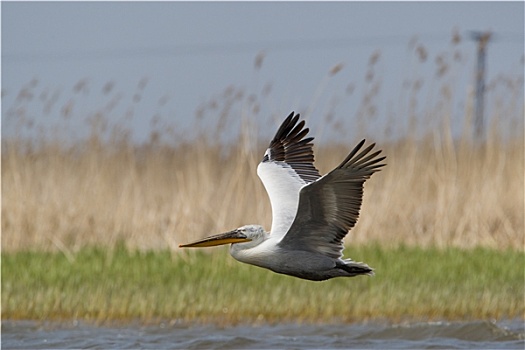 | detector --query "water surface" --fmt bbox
[3,319,524,349]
